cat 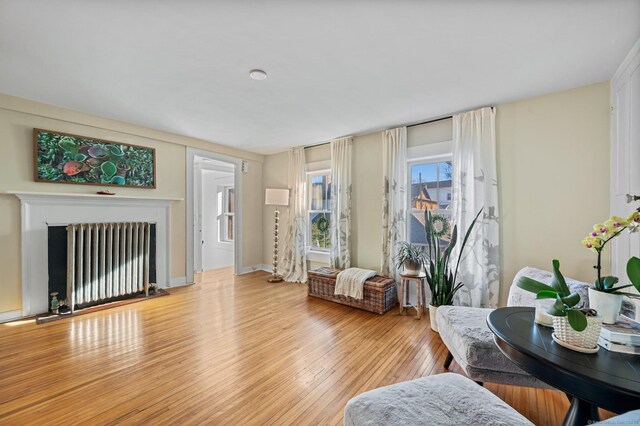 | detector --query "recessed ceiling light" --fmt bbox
[249,69,267,80]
